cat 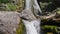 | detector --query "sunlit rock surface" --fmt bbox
[0,11,20,34]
